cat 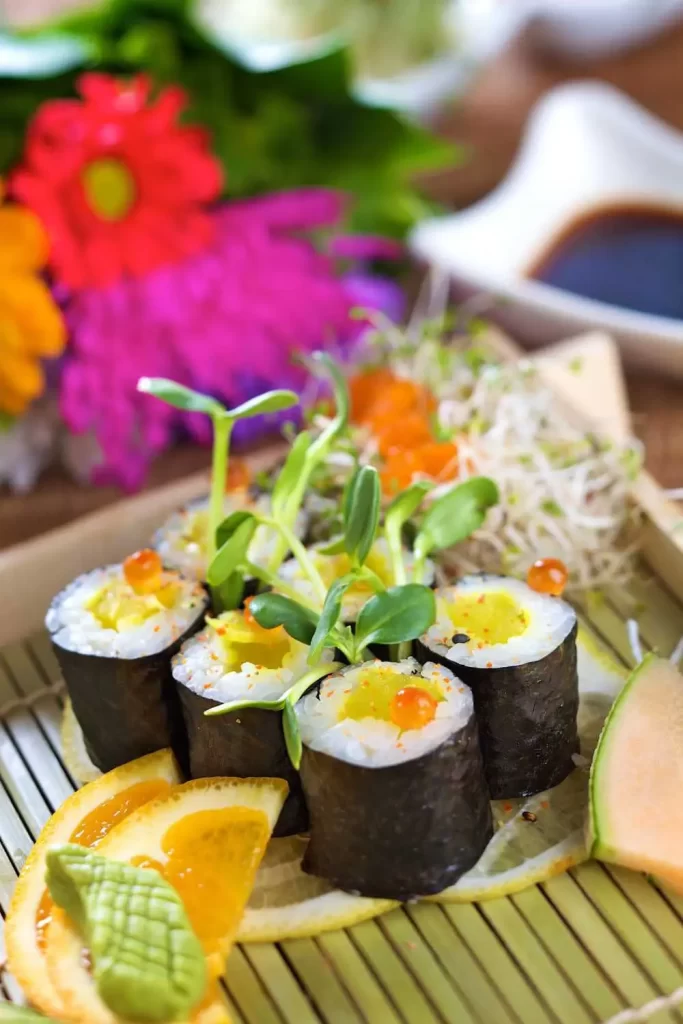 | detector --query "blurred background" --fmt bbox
[1,0,682,546]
